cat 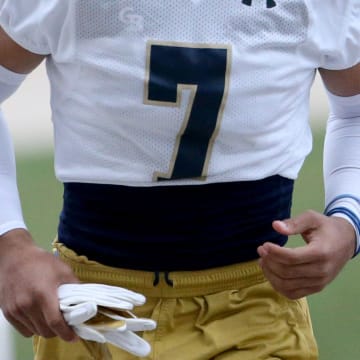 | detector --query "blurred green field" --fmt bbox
[13,130,360,359]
